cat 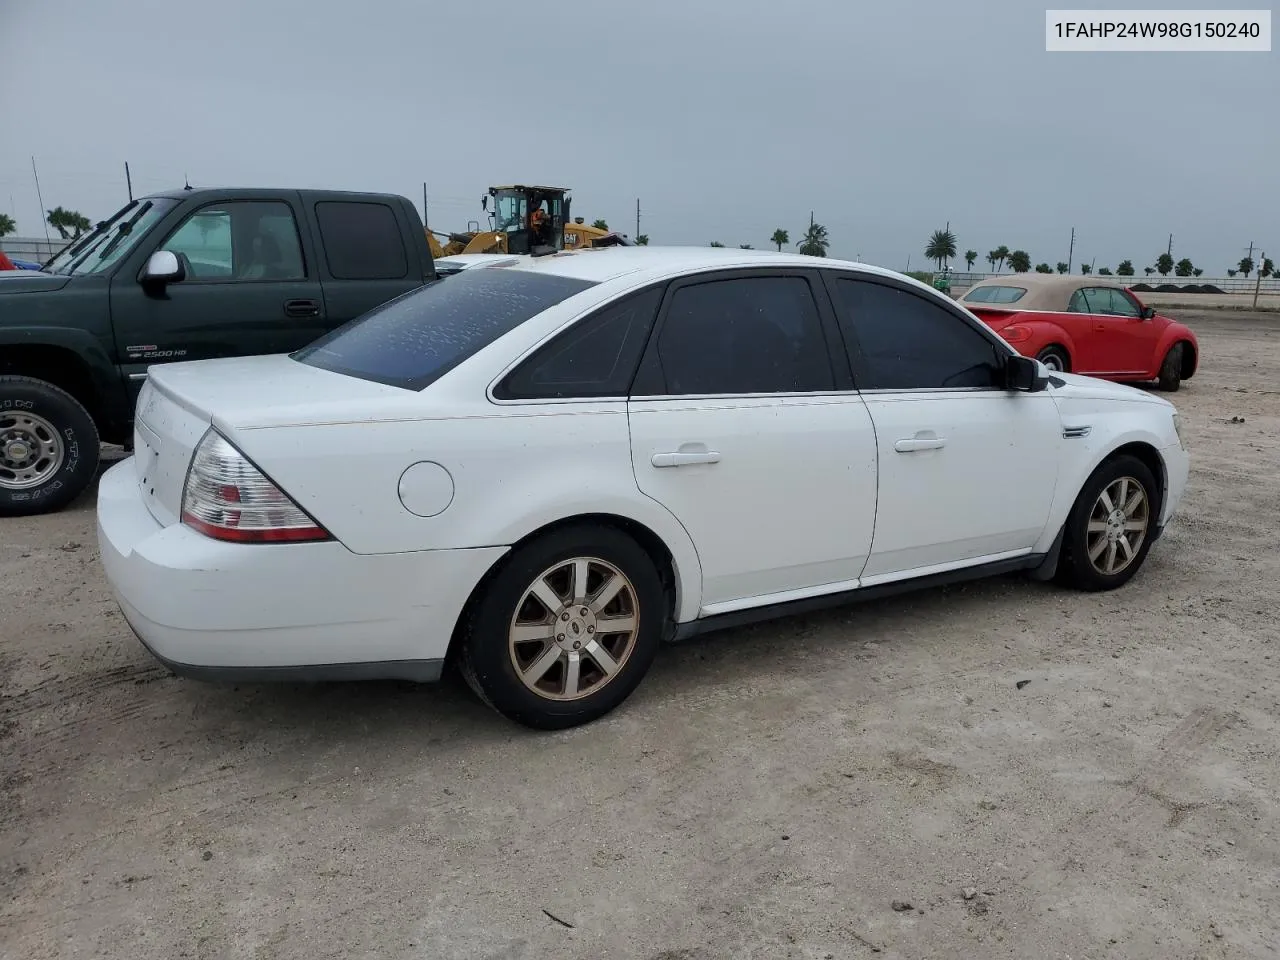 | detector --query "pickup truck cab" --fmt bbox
[1,187,436,516]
